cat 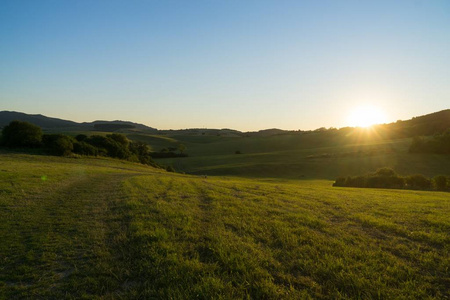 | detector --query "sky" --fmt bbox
[1,0,449,131]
